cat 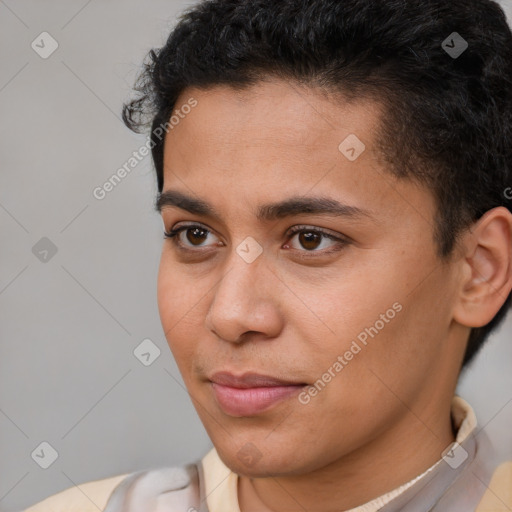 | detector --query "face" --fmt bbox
[157,78,463,477]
